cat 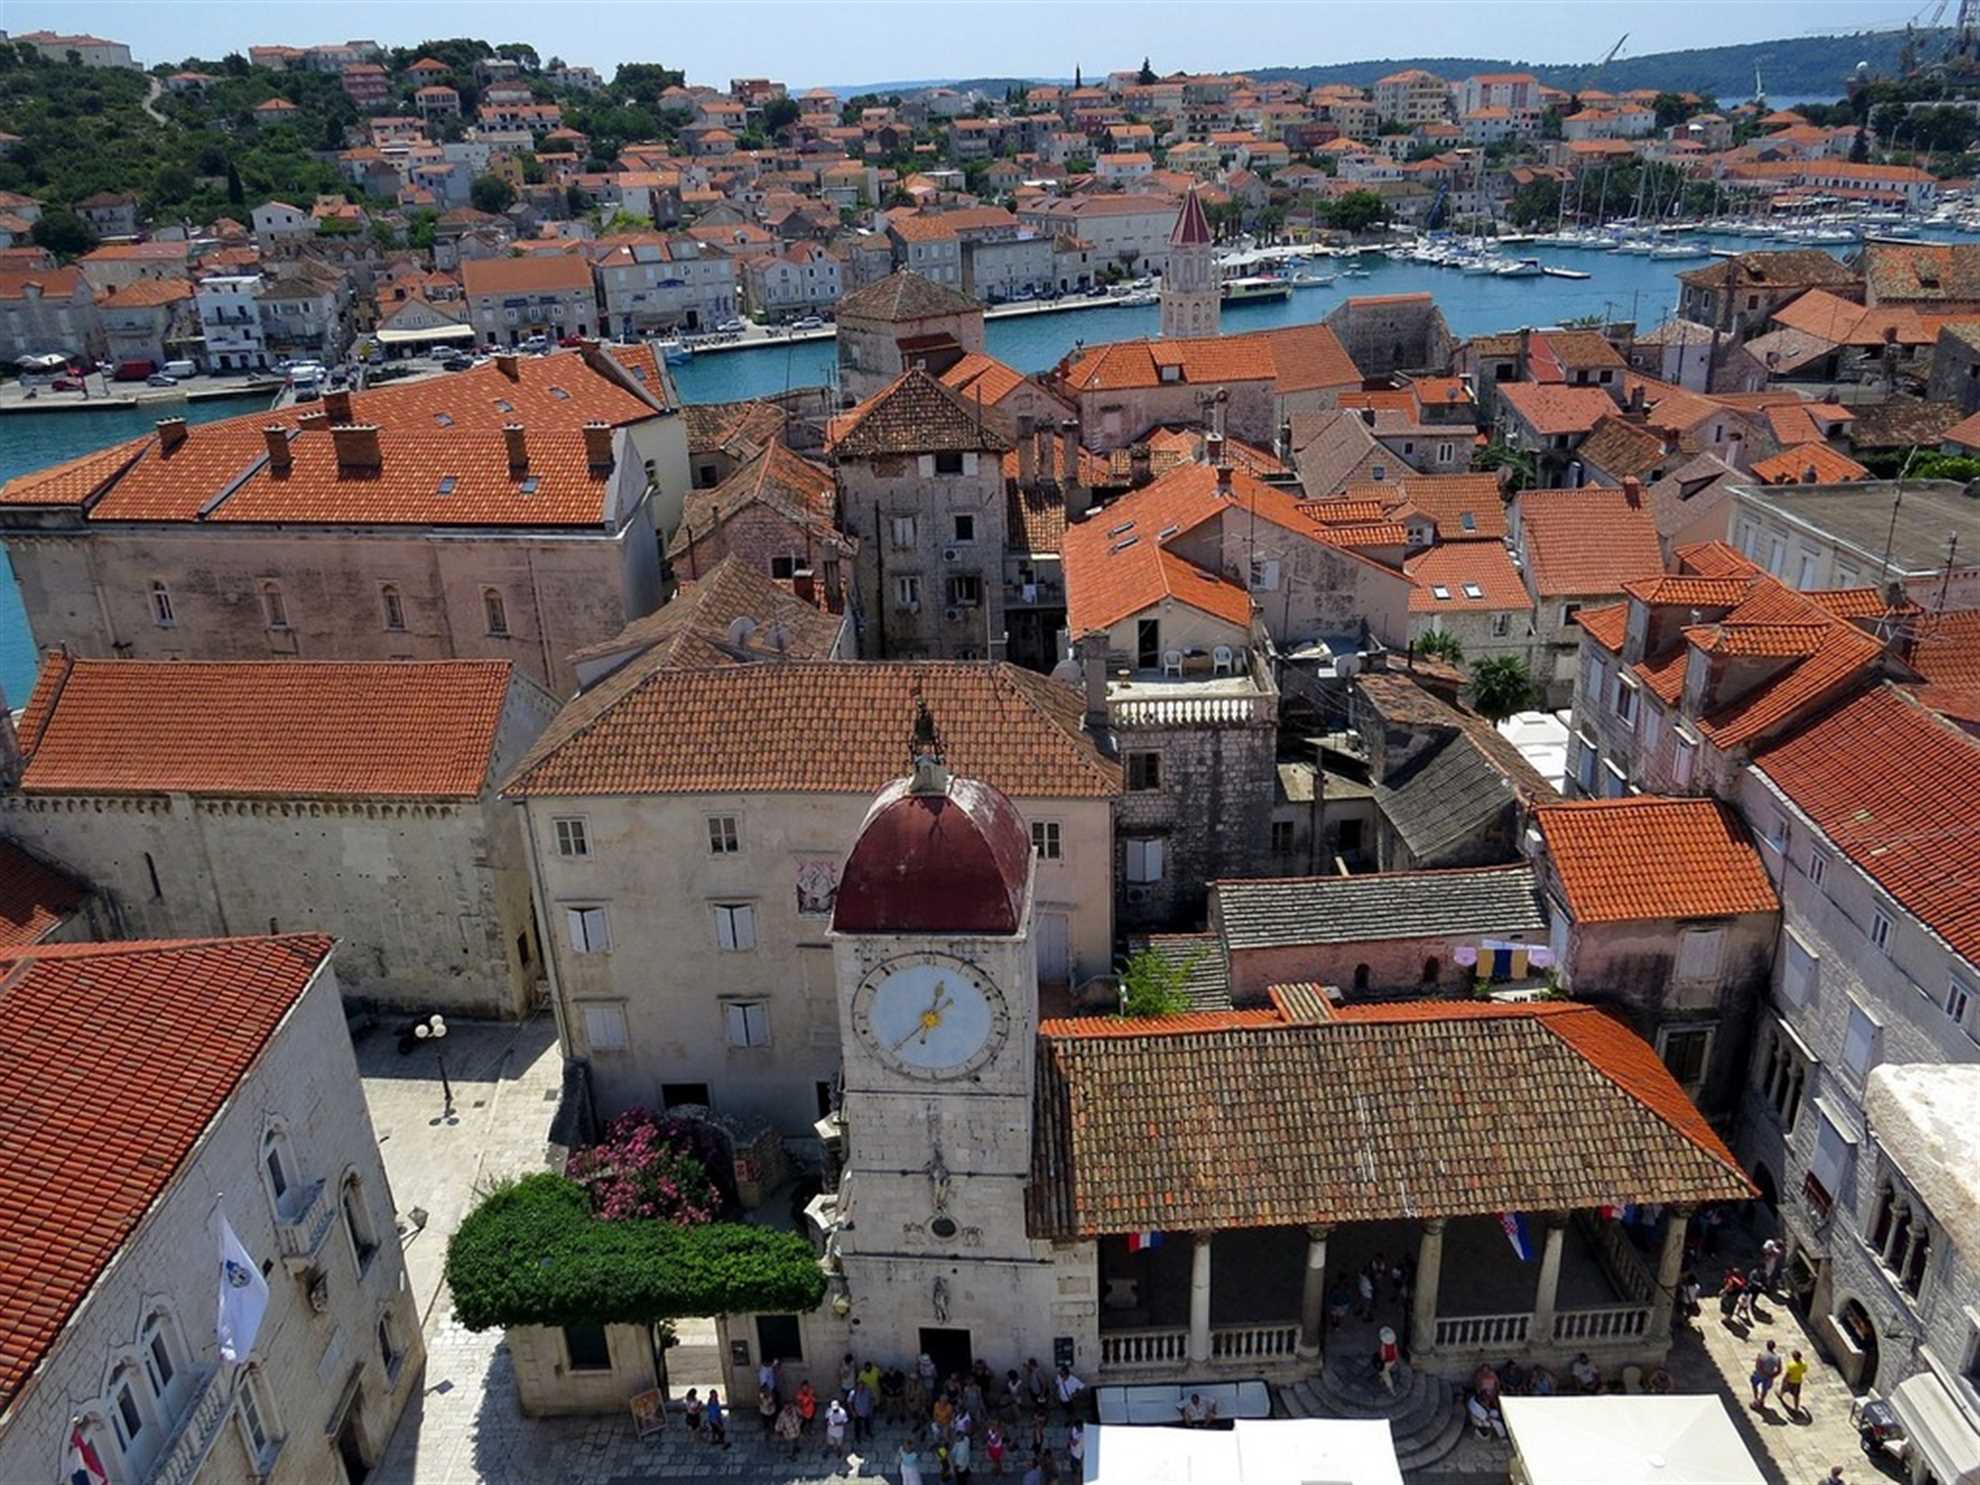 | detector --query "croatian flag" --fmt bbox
[67,1424,109,1485]
[216,1213,270,1364]
[1499,1211,1534,1261]
[1126,1231,1165,1253]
